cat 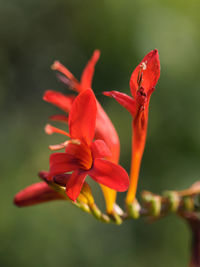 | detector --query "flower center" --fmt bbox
[67,142,93,171]
[78,145,93,170]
